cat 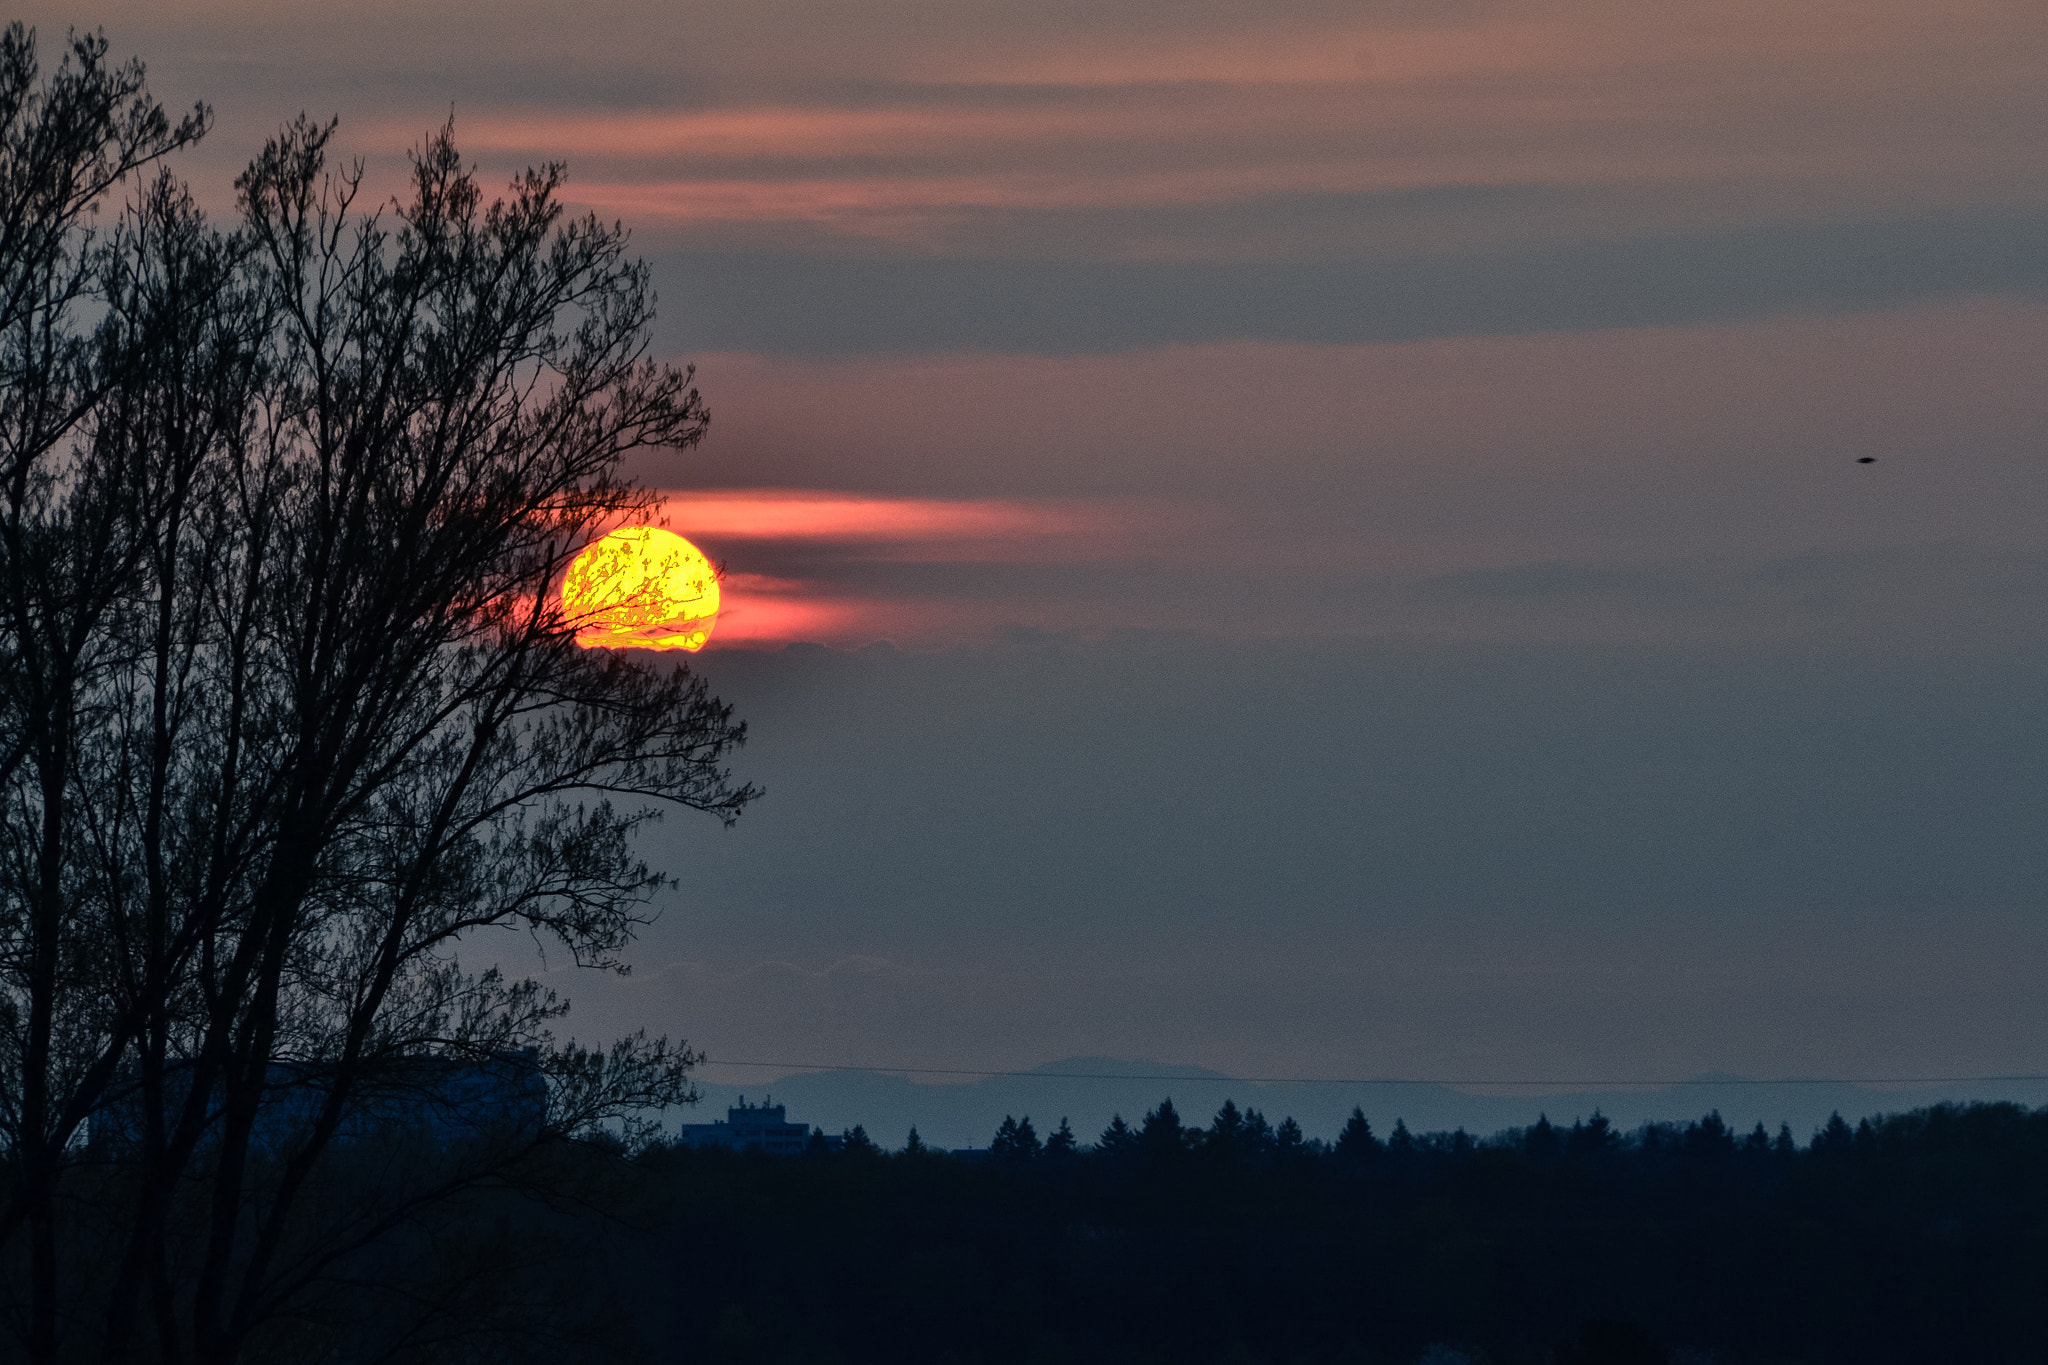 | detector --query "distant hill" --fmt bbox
[674,1056,2048,1150]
